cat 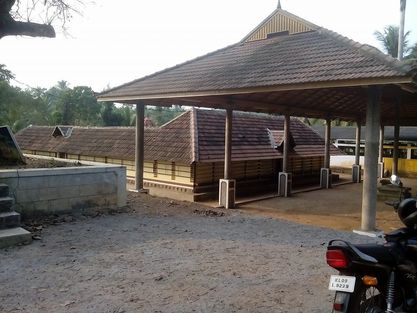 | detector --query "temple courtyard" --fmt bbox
[0,181,406,313]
